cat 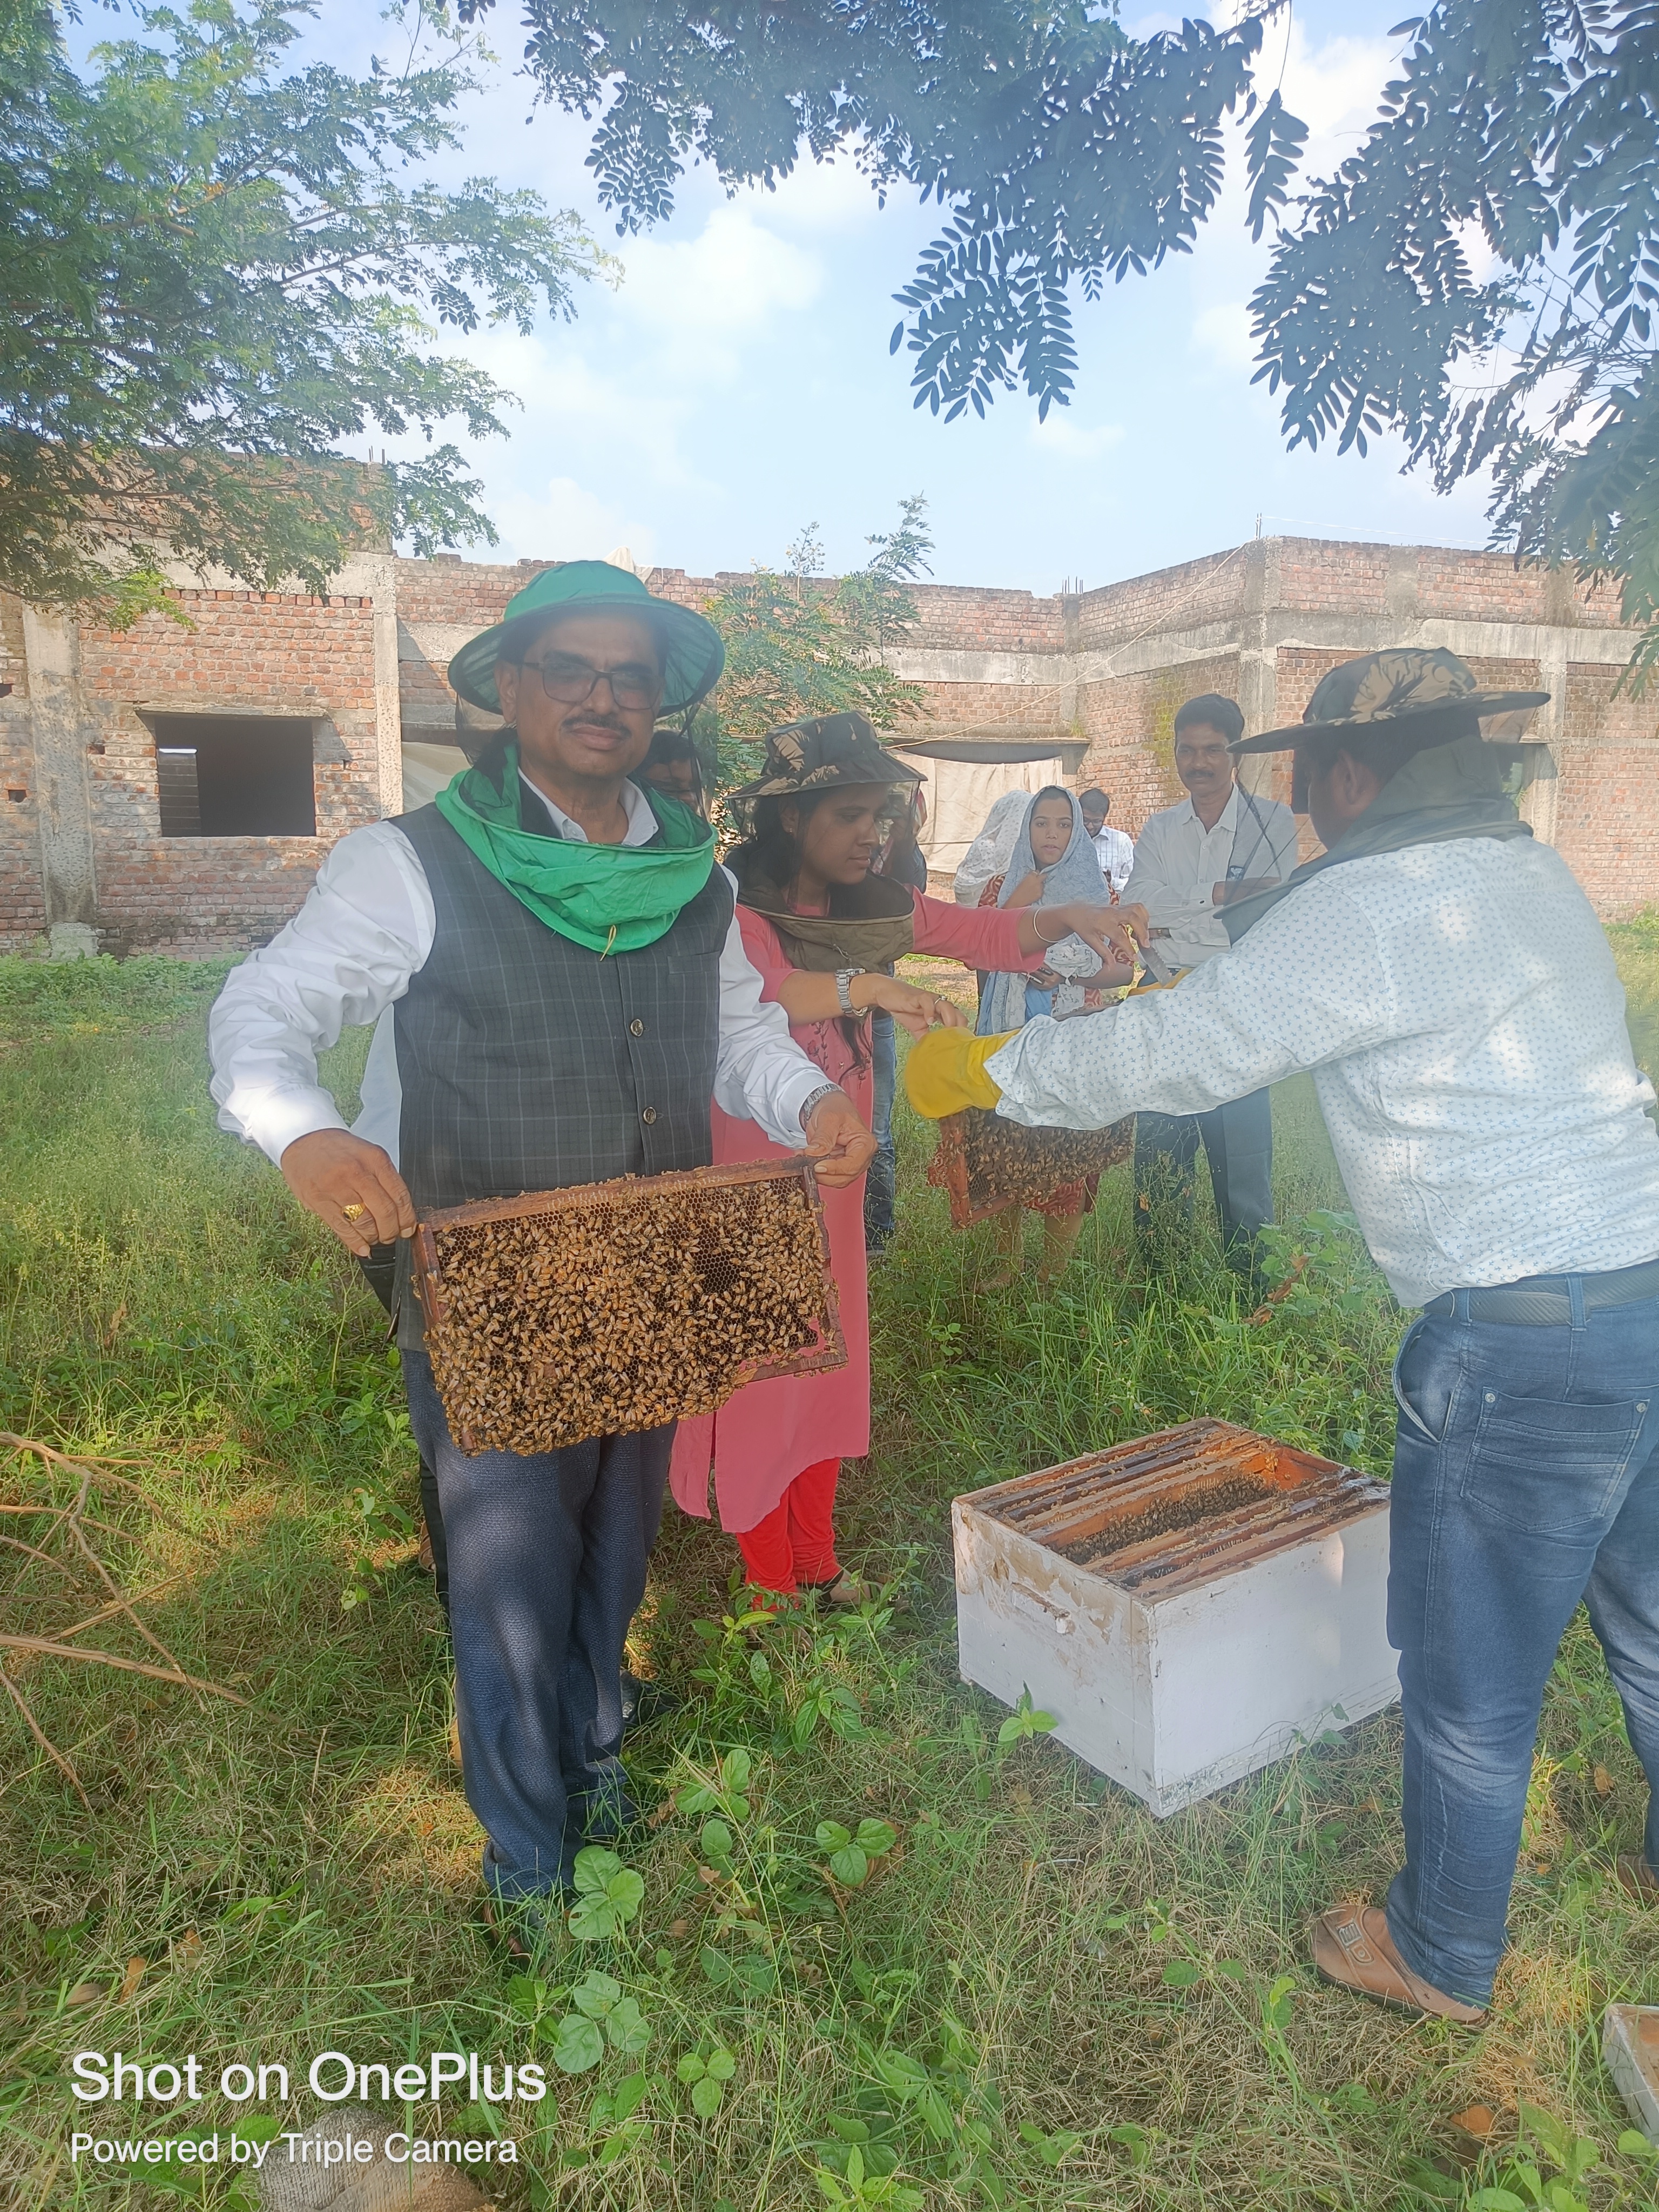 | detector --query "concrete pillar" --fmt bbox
[19,606,99,957]
[349,552,403,817]
[1521,628,1569,848]
[1235,537,1281,800]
